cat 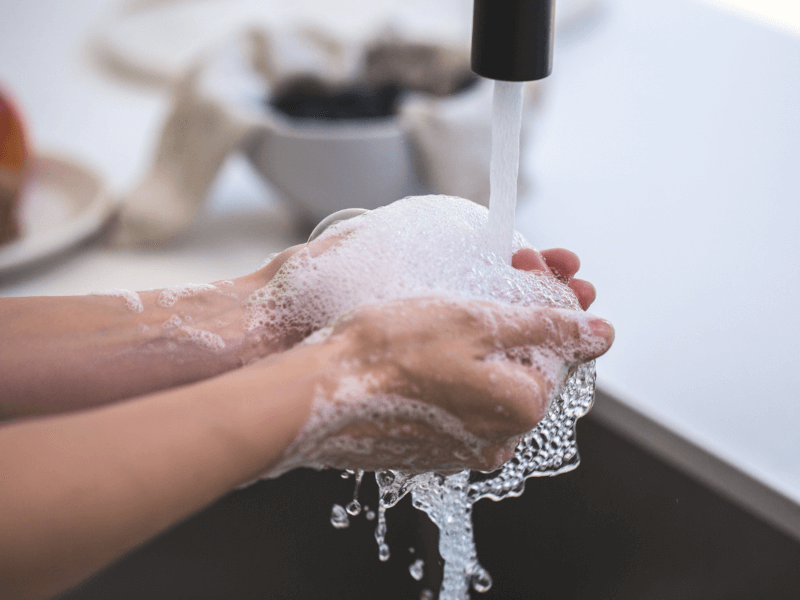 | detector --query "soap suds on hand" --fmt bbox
[91,289,144,314]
